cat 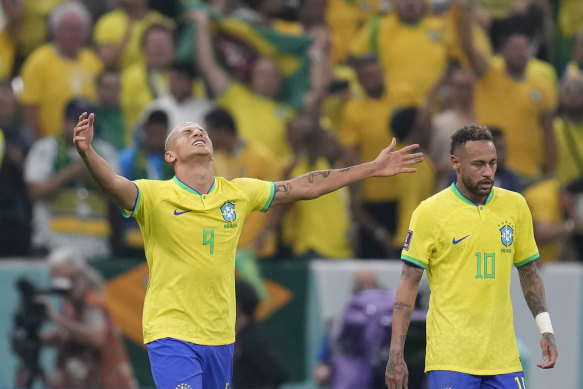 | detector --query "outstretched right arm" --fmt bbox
[385,262,424,389]
[73,113,137,211]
